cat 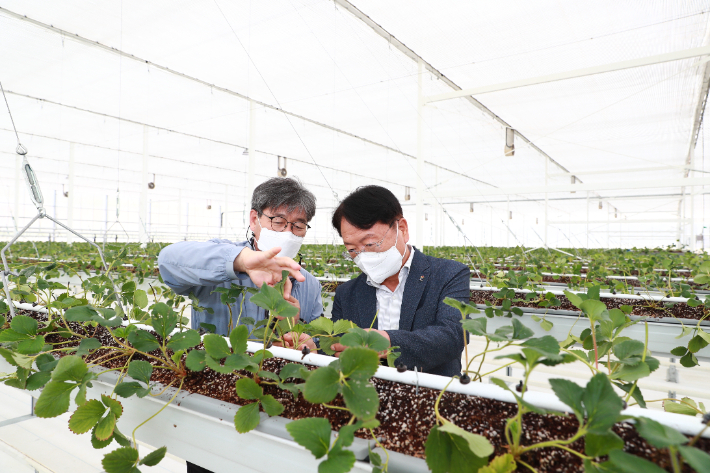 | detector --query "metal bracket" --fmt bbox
[666,364,679,383]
